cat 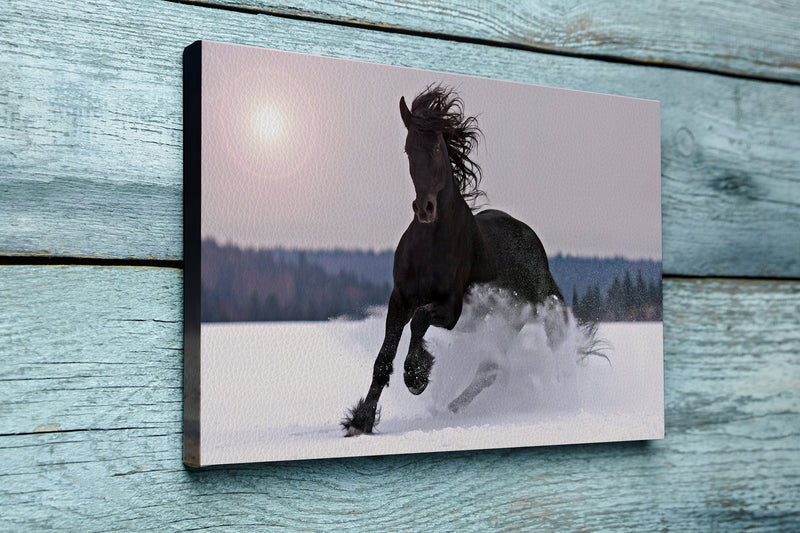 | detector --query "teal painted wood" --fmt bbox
[3,0,798,530]
[1,266,799,530]
[193,0,800,82]
[1,1,799,277]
